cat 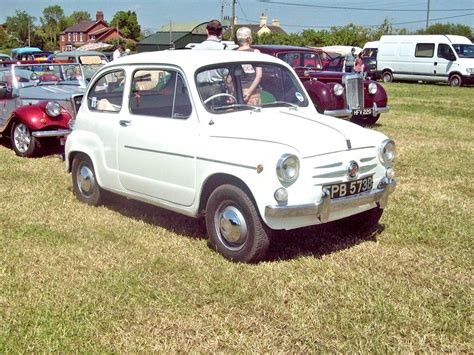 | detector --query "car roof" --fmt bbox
[253,44,322,53]
[101,49,288,71]
[55,50,107,57]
